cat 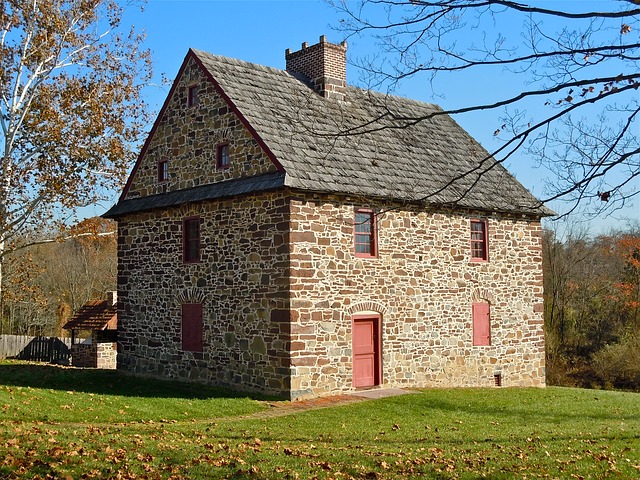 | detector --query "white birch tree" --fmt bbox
[0,0,152,305]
